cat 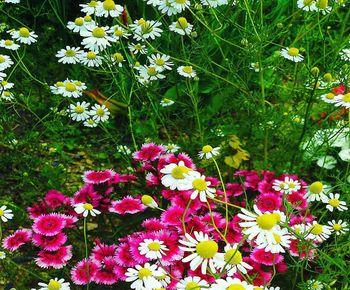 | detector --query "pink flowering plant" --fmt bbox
[1,143,348,289]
